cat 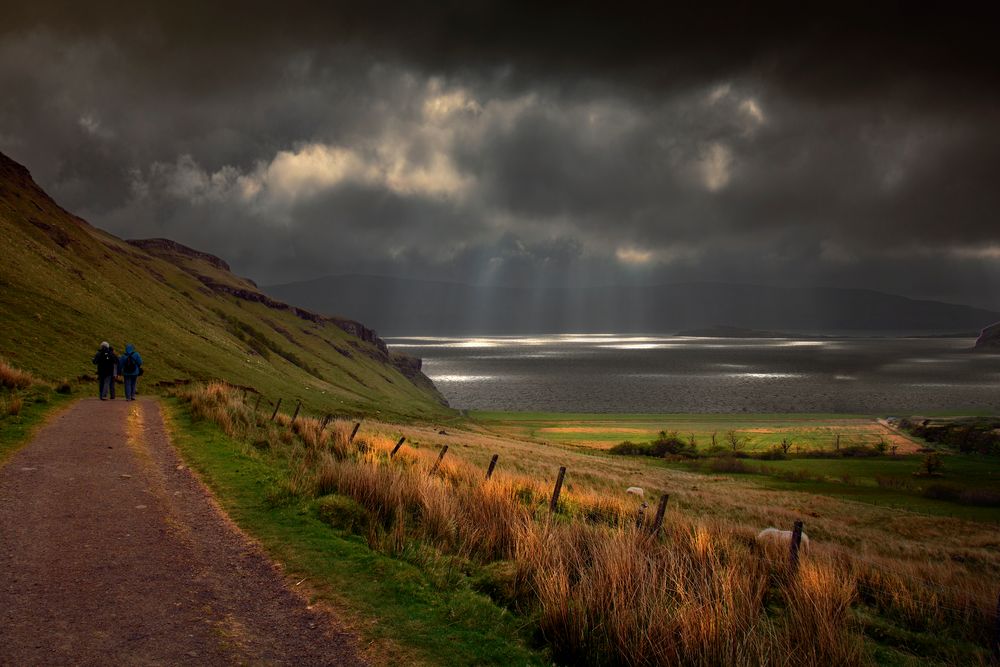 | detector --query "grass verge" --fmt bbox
[163,397,548,667]
[0,384,75,466]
